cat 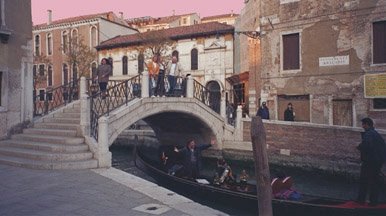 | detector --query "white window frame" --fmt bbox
[371,20,386,67]
[89,26,98,49]
[61,30,68,54]
[71,28,78,43]
[280,30,302,74]
[34,34,41,56]
[62,63,68,85]
[46,64,53,87]
[46,33,53,56]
